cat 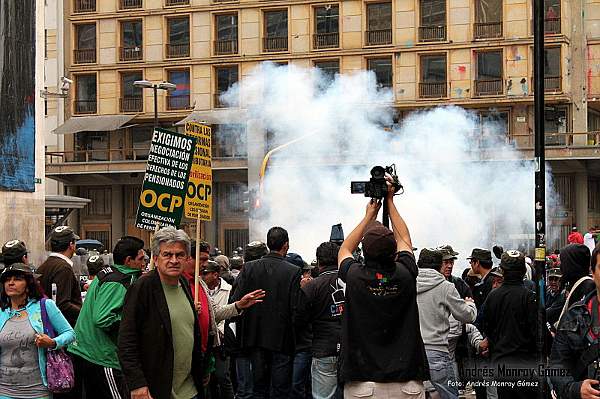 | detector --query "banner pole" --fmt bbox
[194,215,201,305]
[148,222,160,270]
